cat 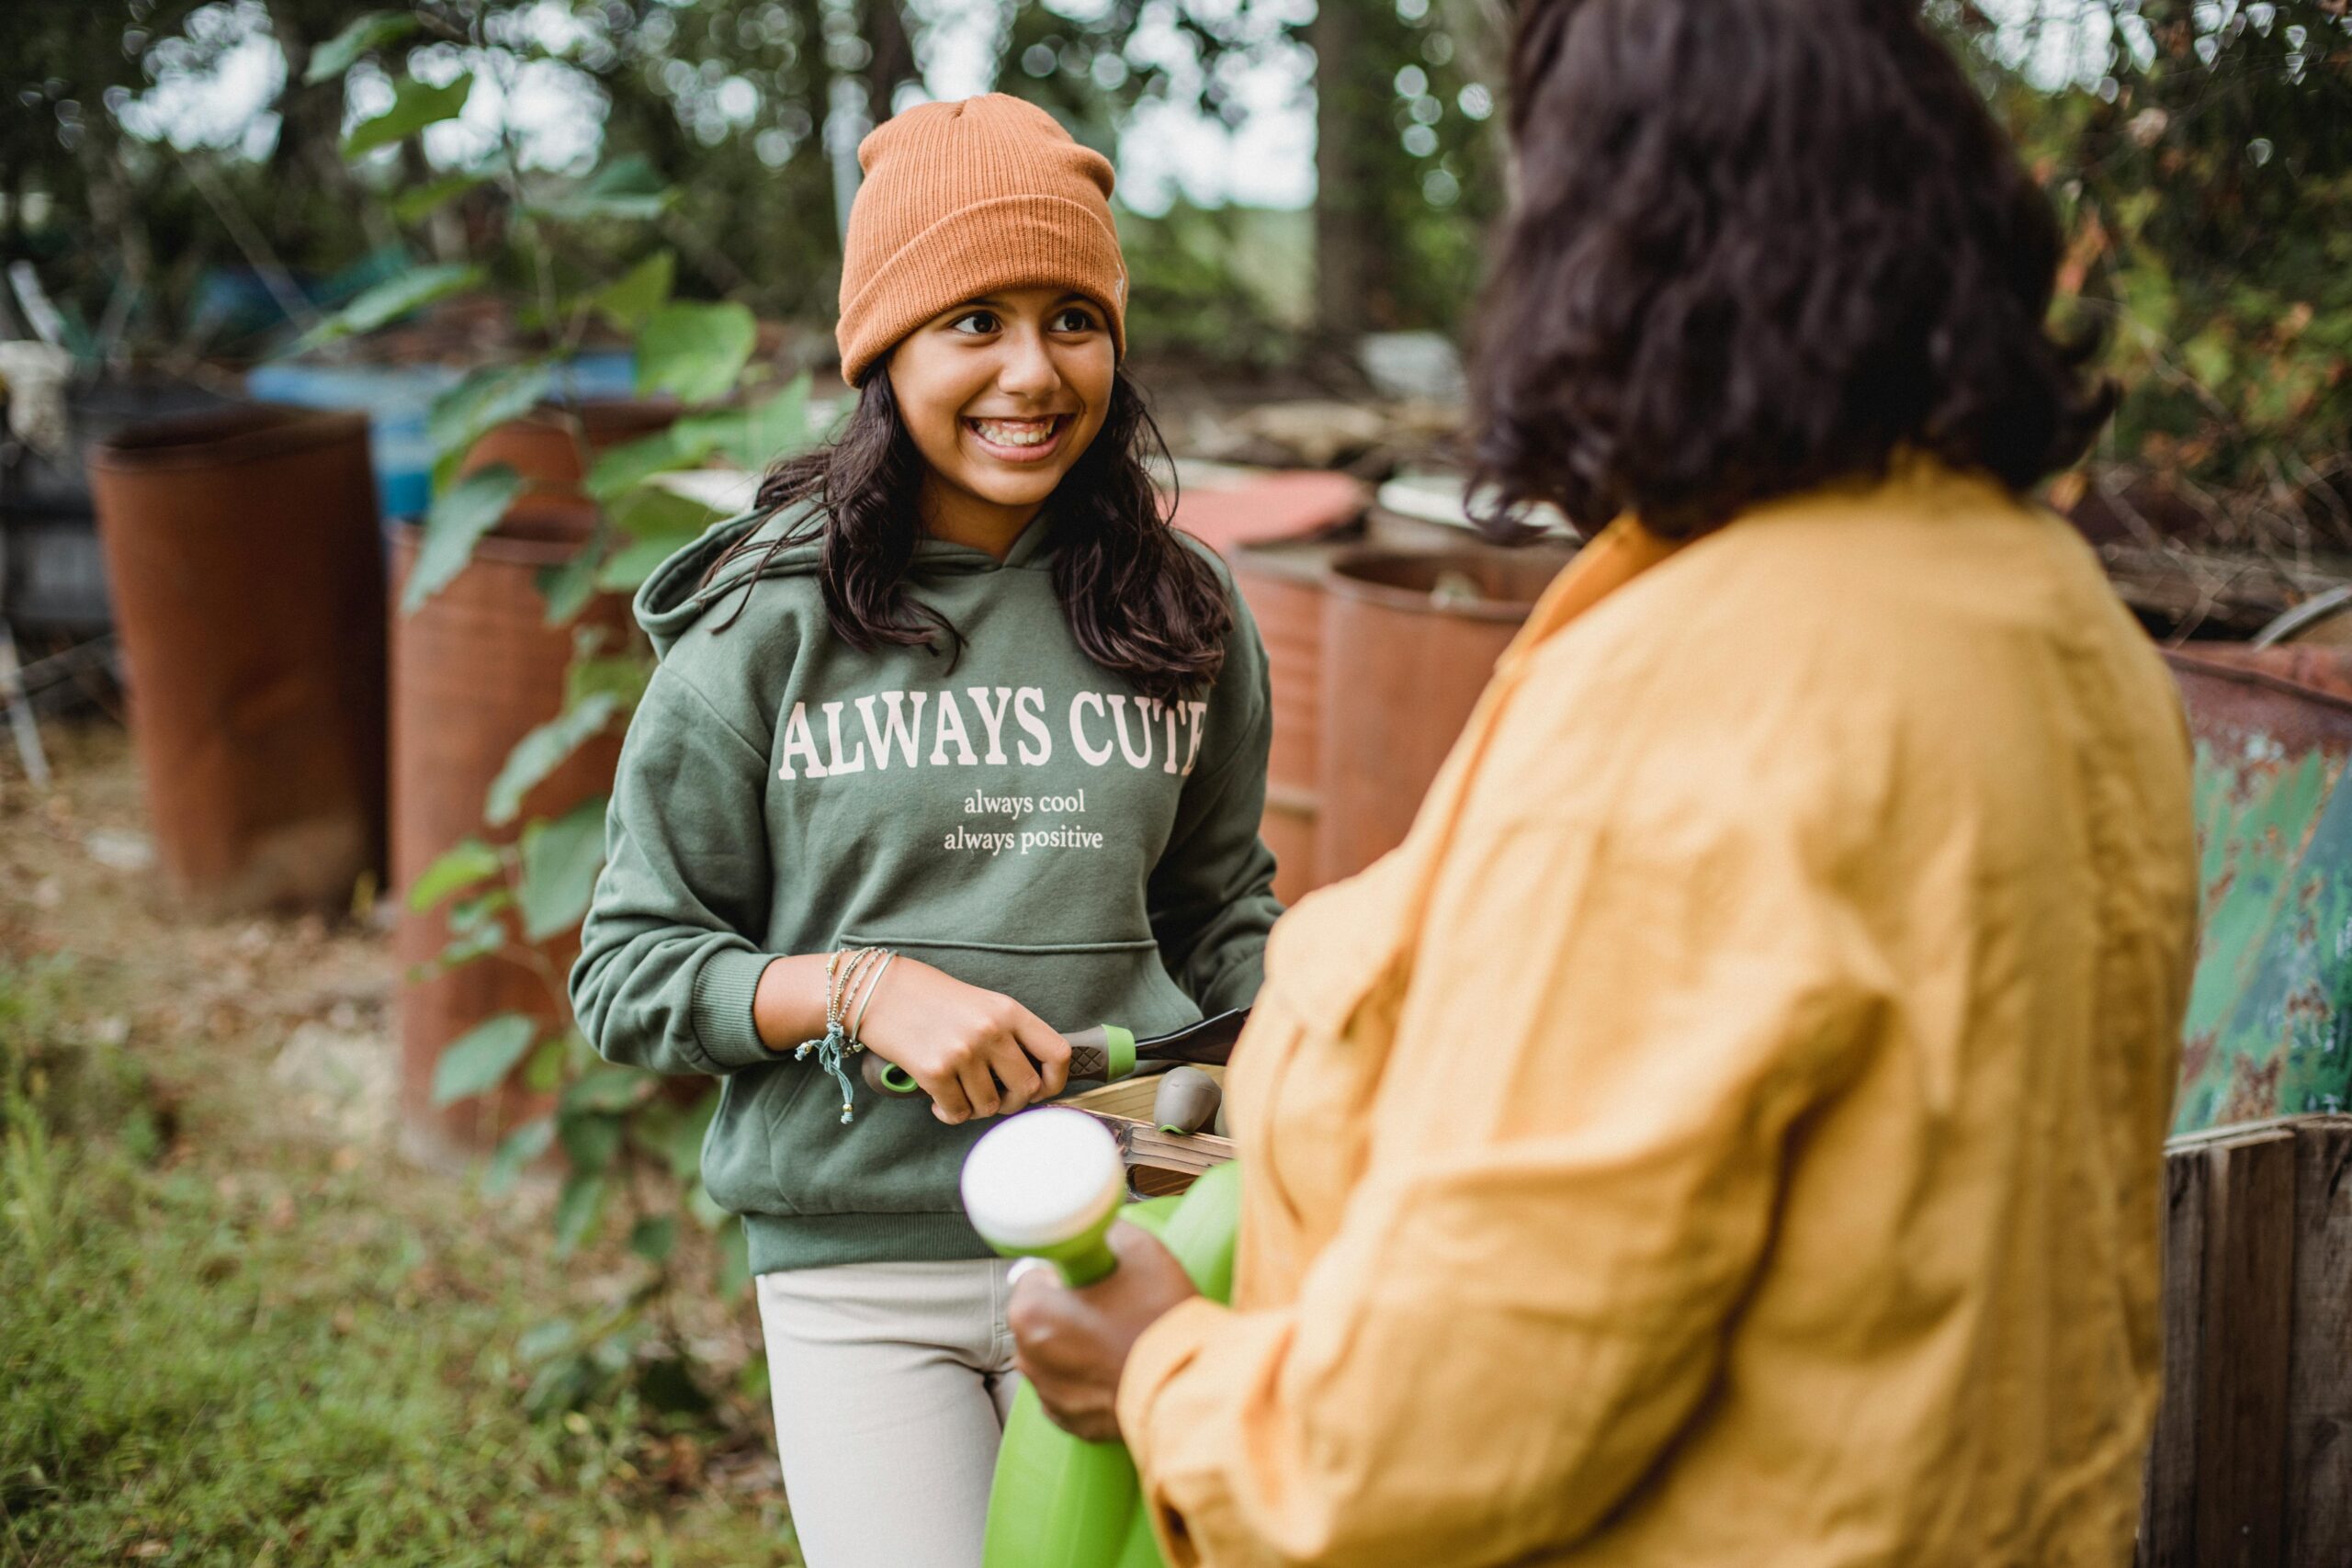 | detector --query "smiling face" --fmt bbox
[885,285,1117,557]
